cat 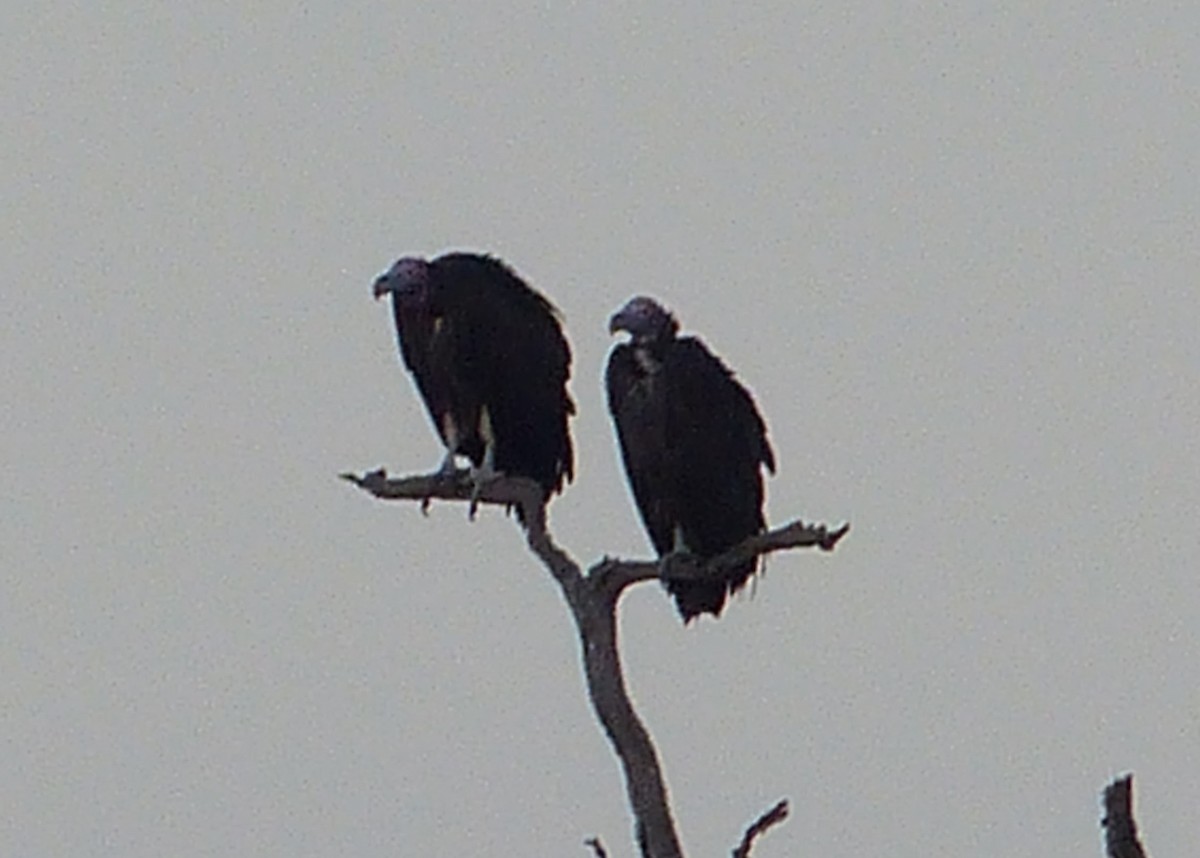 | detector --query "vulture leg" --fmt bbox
[422,450,460,517]
[467,442,498,521]
[435,449,458,478]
